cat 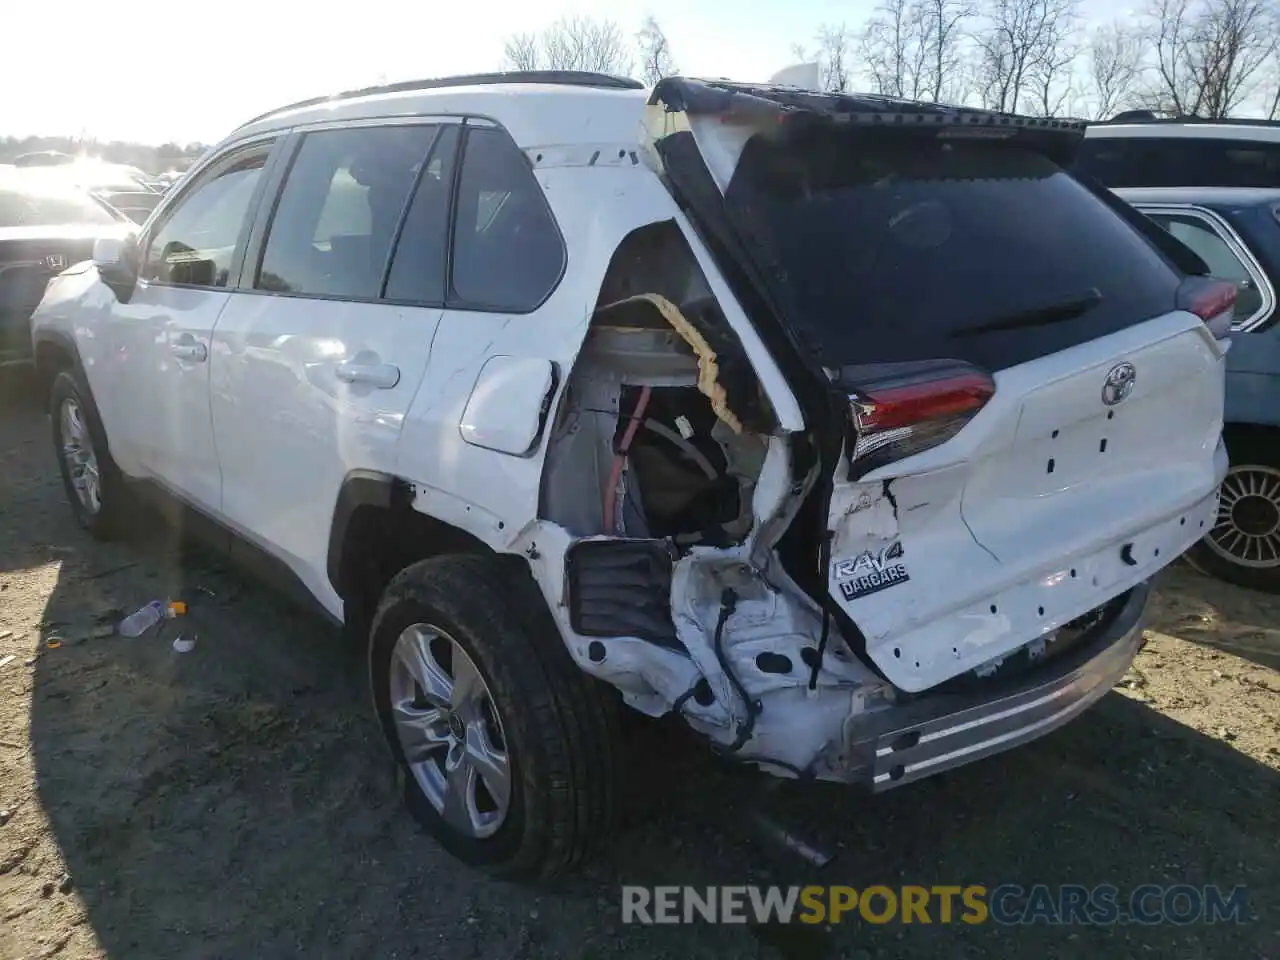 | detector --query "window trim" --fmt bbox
[238,116,459,307]
[443,119,568,315]
[138,134,280,293]
[1133,202,1277,332]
